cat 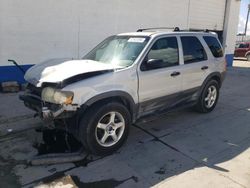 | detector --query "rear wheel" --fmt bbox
[247,54,250,61]
[195,80,219,113]
[79,102,131,155]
